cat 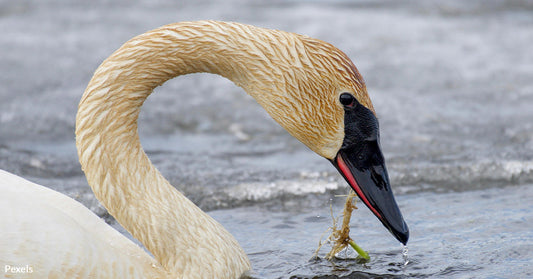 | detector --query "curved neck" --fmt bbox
[75,21,290,276]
